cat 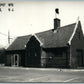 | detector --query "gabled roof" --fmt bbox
[7,35,31,50]
[36,23,76,48]
[7,22,77,51]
